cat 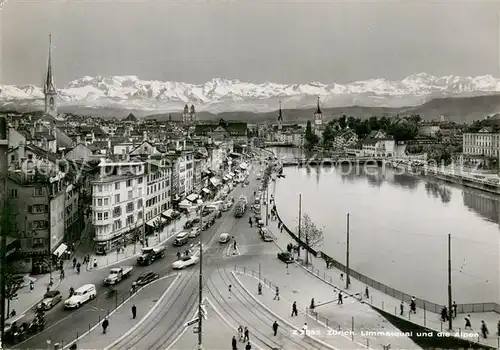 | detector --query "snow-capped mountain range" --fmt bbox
[1,73,499,113]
